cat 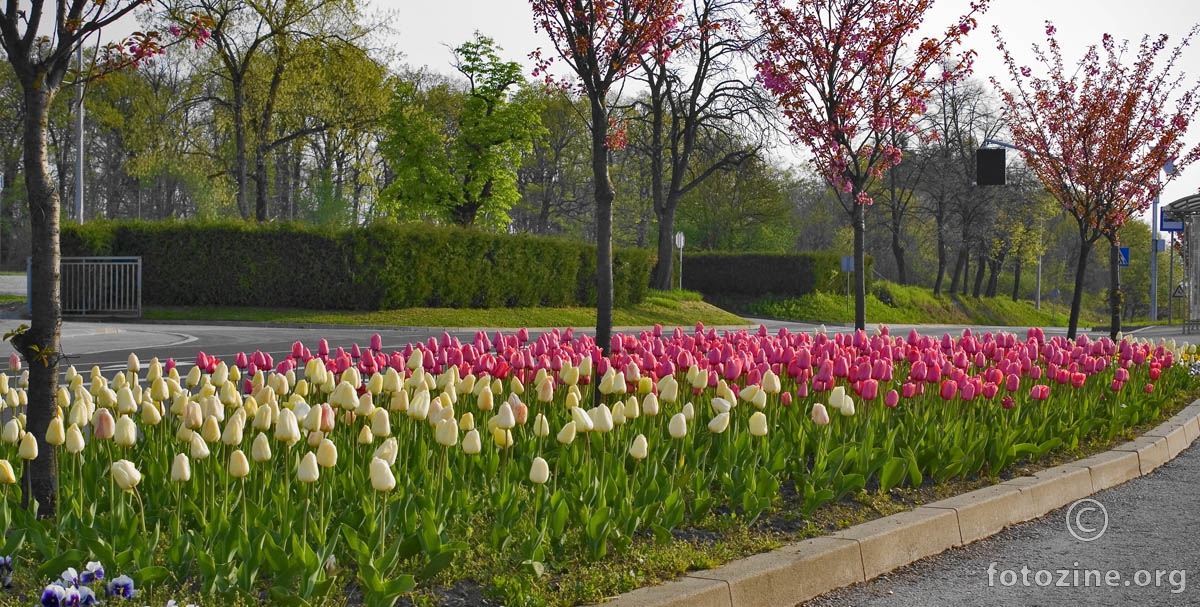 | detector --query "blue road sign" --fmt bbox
[841,255,853,272]
[1119,247,1130,267]
[1161,209,1185,232]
